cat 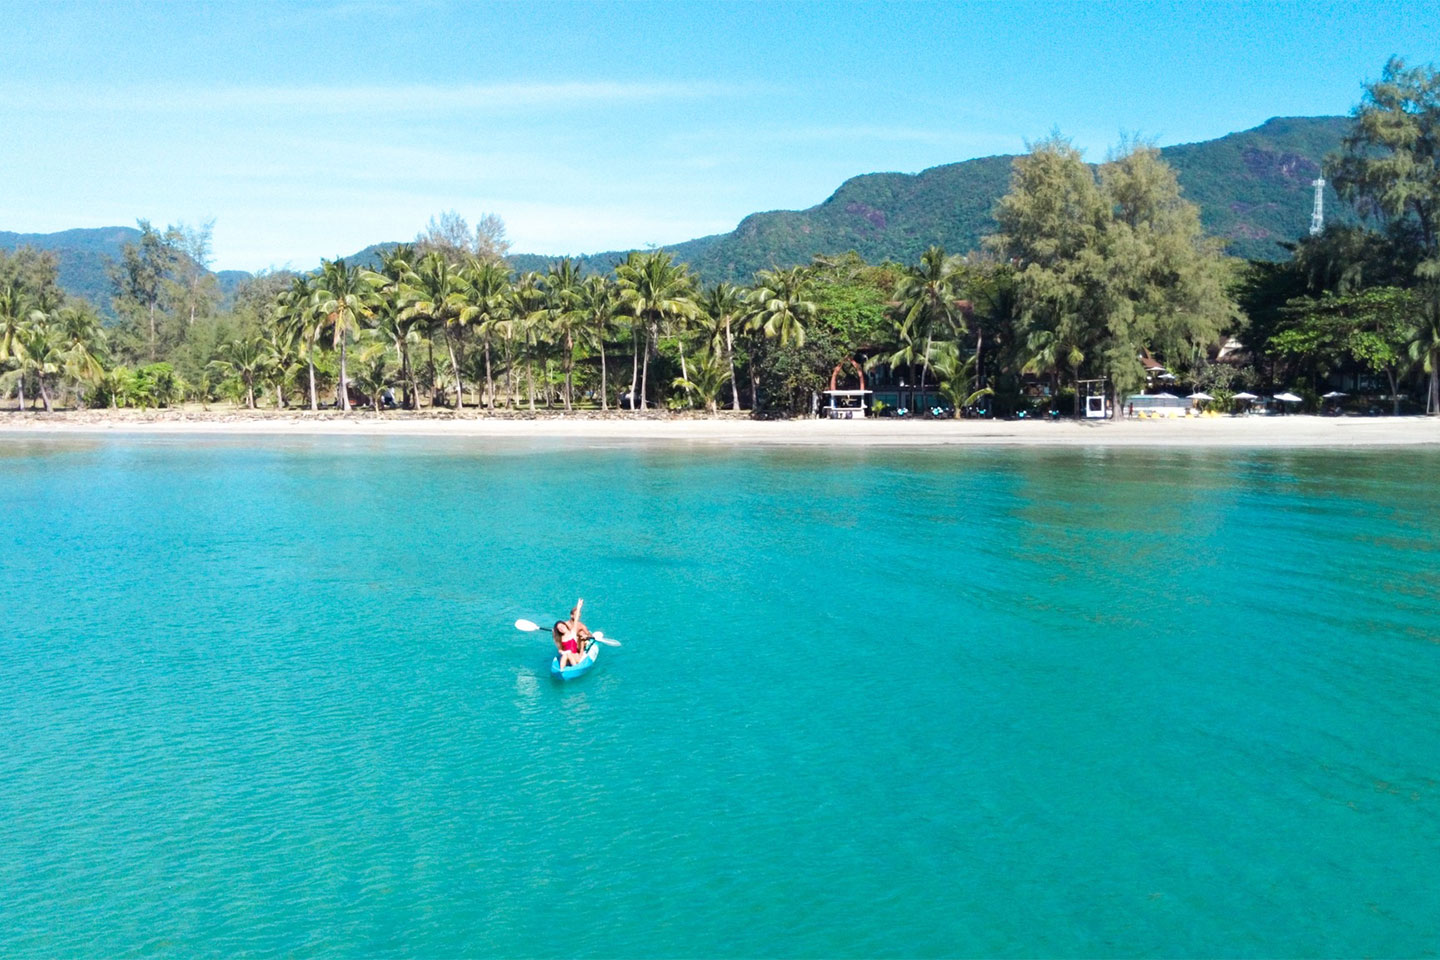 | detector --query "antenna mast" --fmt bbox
[1309,178,1325,236]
